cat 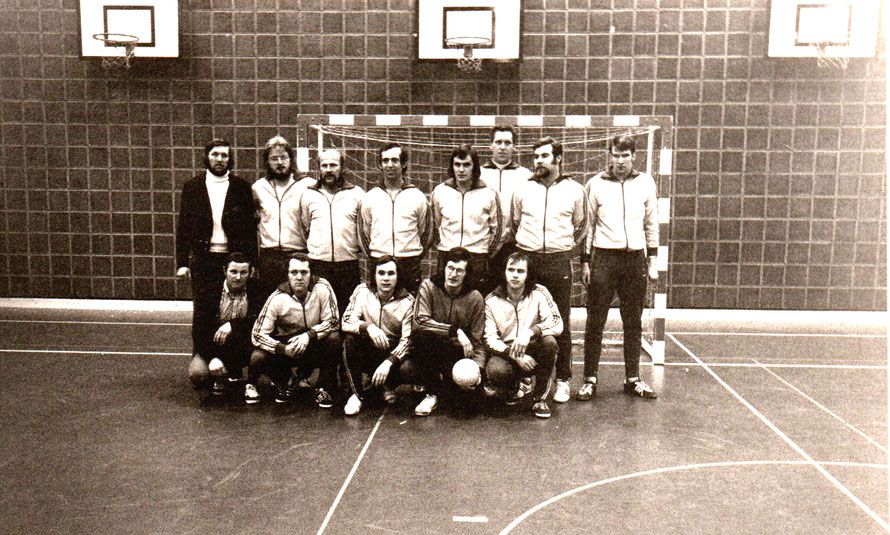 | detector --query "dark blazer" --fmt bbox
[175,173,258,268]
[192,278,266,357]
